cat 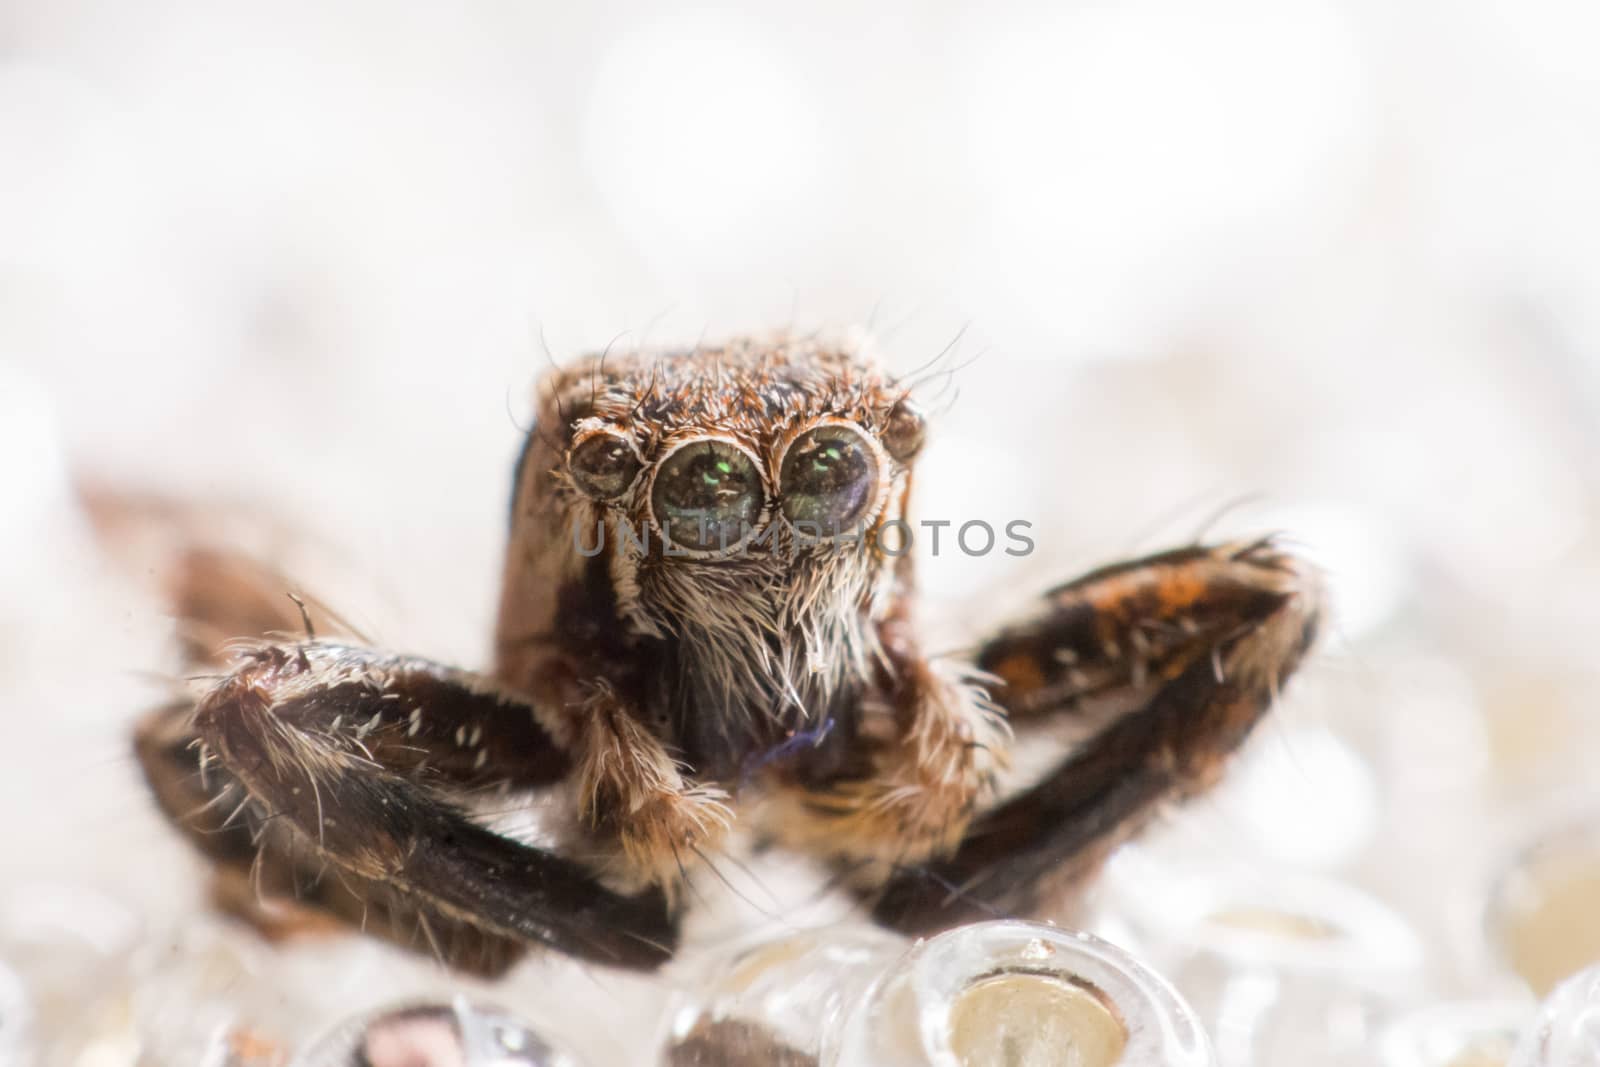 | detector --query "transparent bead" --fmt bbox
[291,999,588,1067]
[1106,858,1424,1066]
[1379,1001,1531,1067]
[1486,813,1600,998]
[1510,966,1600,1067]
[661,924,905,1065]
[830,919,1215,1067]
